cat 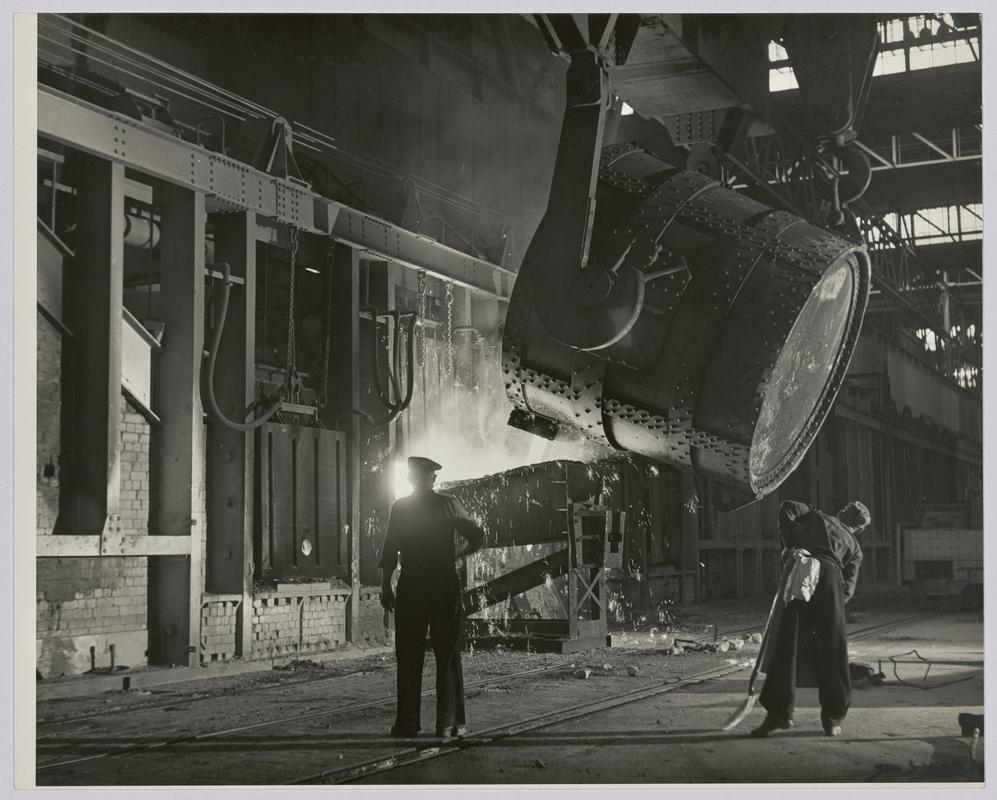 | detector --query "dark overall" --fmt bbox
[760,501,863,726]
[379,492,483,736]
[394,572,466,735]
[759,557,851,725]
